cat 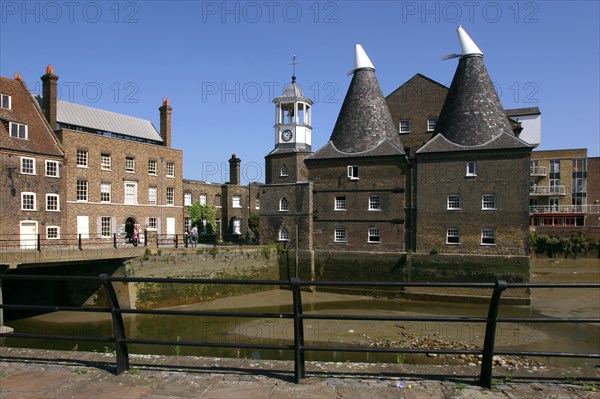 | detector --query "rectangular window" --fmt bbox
[369,195,381,210]
[46,226,60,239]
[199,194,207,205]
[21,192,36,210]
[9,122,27,139]
[101,216,112,238]
[482,194,497,210]
[20,157,35,175]
[368,228,380,243]
[125,157,135,172]
[466,161,476,177]
[447,195,461,210]
[255,198,260,209]
[101,154,111,170]
[0,93,11,109]
[45,160,59,177]
[233,219,241,234]
[124,182,137,204]
[46,194,60,211]
[76,150,88,167]
[166,187,174,205]
[399,120,410,133]
[335,196,346,210]
[184,192,192,206]
[446,228,460,244]
[347,165,359,180]
[427,118,437,132]
[215,194,222,208]
[148,217,157,229]
[232,195,241,208]
[148,187,157,204]
[334,227,346,242]
[148,159,157,175]
[101,182,111,203]
[184,217,192,231]
[481,229,496,245]
[166,162,175,177]
[76,180,88,201]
